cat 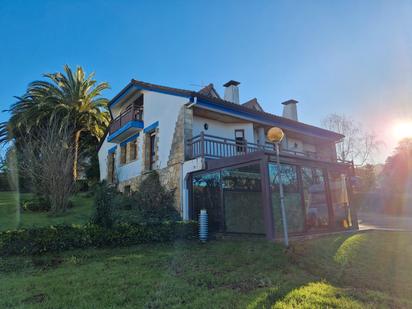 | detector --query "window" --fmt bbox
[222,164,264,234]
[124,185,131,196]
[235,129,245,153]
[301,167,329,230]
[329,171,352,229]
[129,139,138,161]
[269,163,304,235]
[149,132,156,170]
[120,145,127,164]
